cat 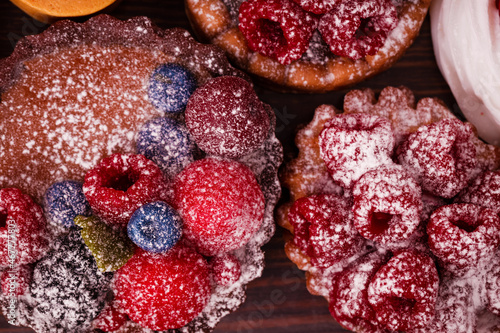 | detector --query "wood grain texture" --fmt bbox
[0,0,455,332]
